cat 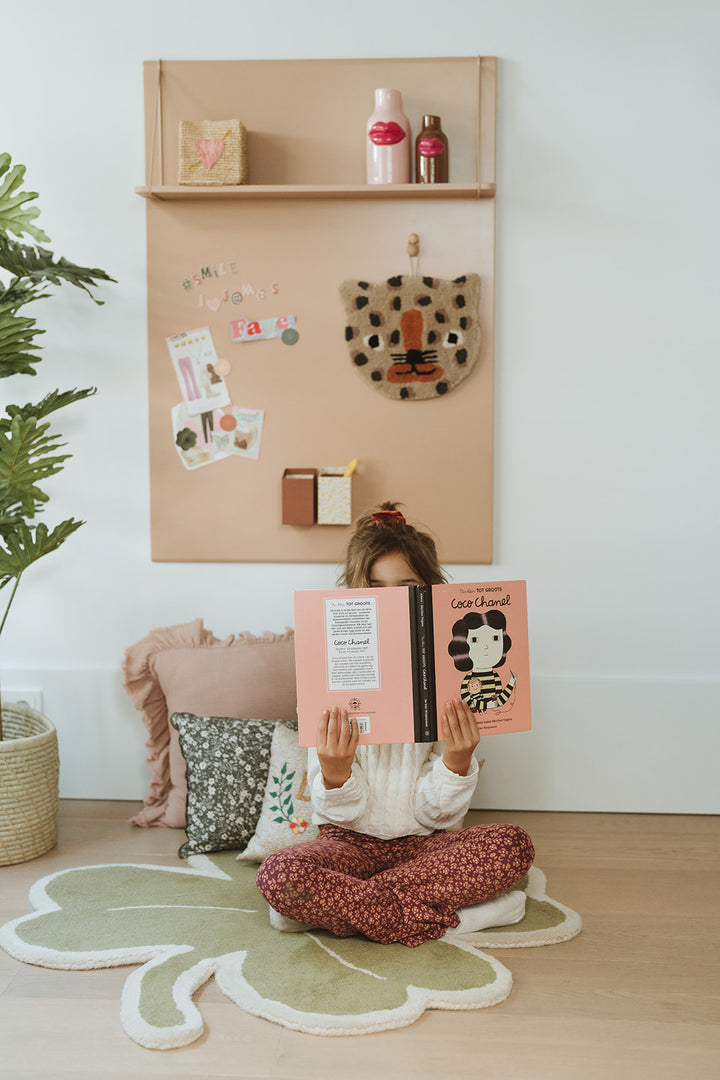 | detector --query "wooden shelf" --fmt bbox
[140,58,497,204]
[135,182,496,201]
